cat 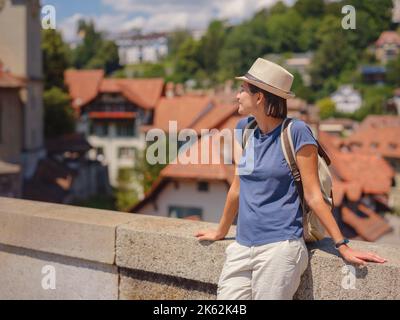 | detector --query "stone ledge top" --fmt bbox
[0,197,137,264]
[1,197,400,299]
